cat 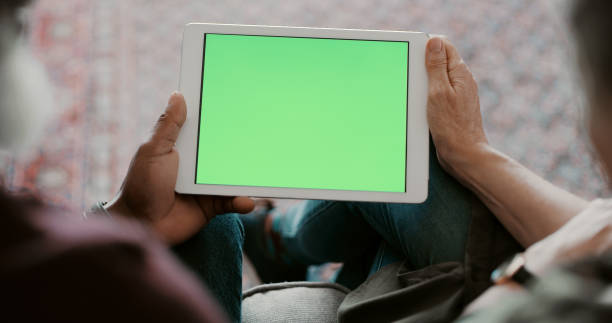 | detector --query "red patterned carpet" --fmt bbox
[3,0,607,208]
[1,0,610,287]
